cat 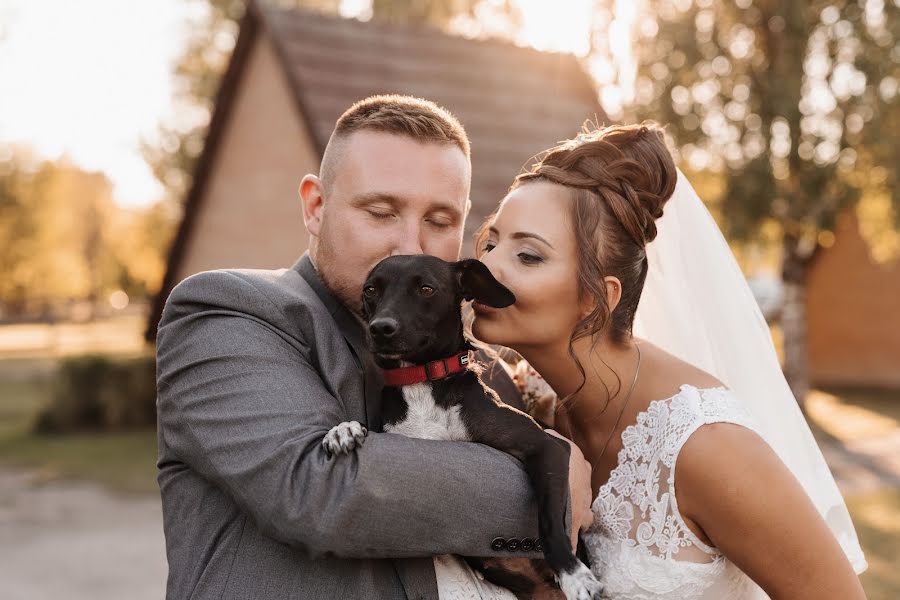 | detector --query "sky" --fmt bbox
[0,0,196,206]
[0,0,630,207]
